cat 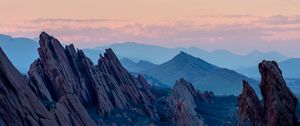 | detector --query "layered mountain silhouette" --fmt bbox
[0,34,39,73]
[0,32,299,125]
[120,58,157,72]
[95,42,288,69]
[0,32,237,125]
[143,51,258,95]
[0,34,291,75]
